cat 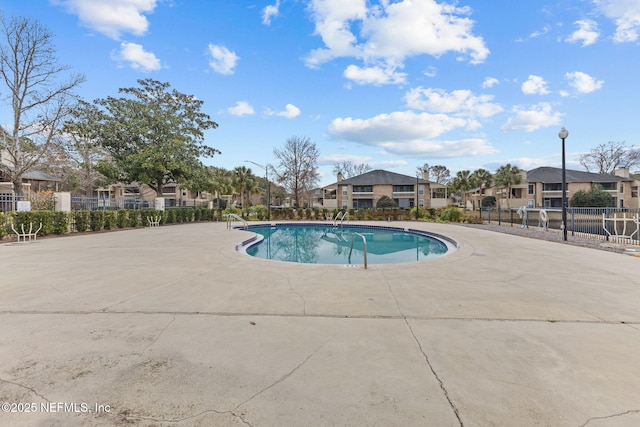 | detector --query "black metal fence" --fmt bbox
[0,193,56,212]
[480,207,640,243]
